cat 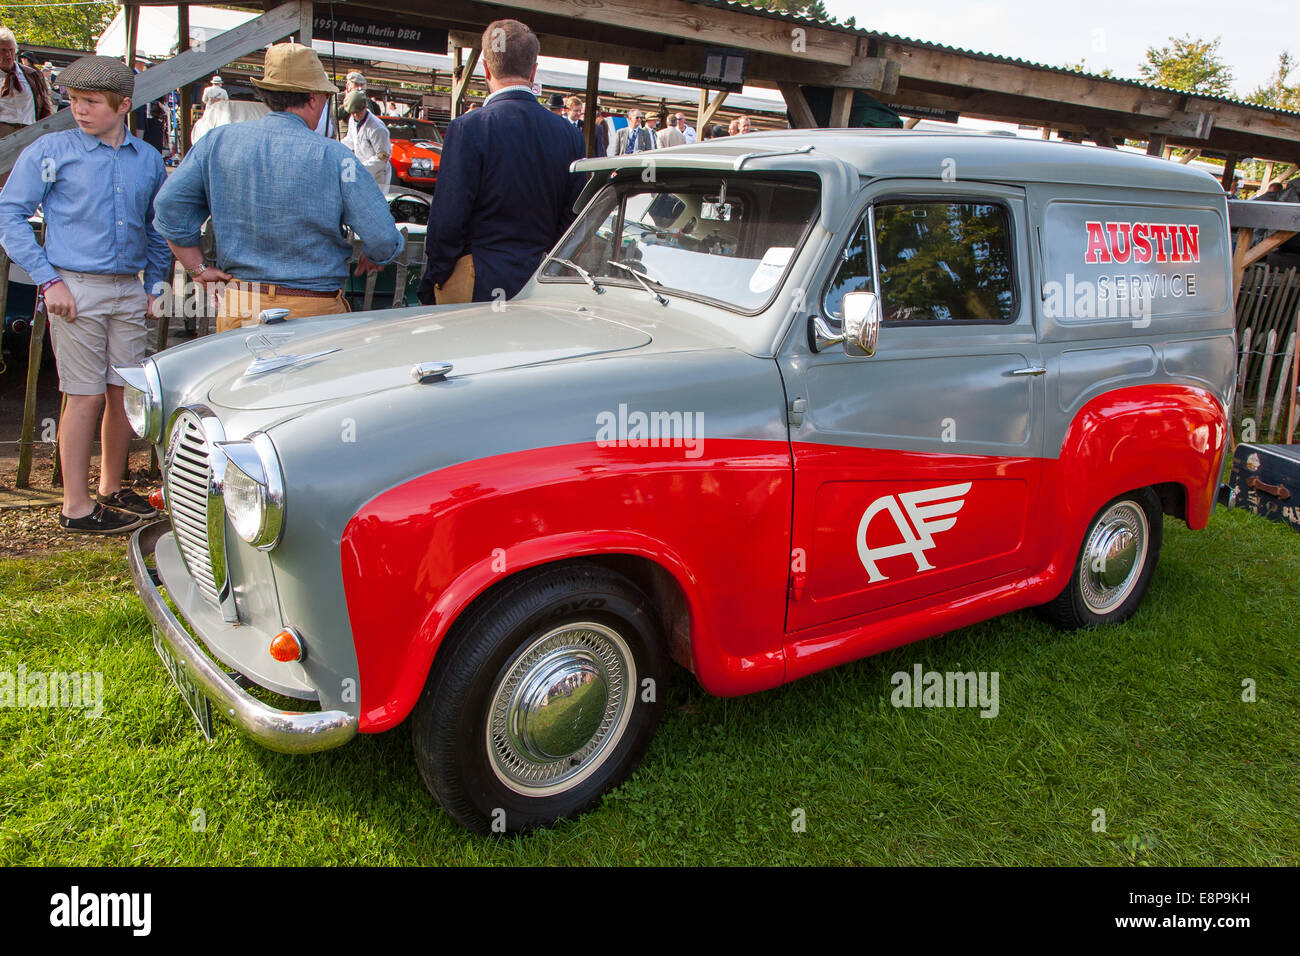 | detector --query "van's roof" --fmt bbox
[577,128,1227,197]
